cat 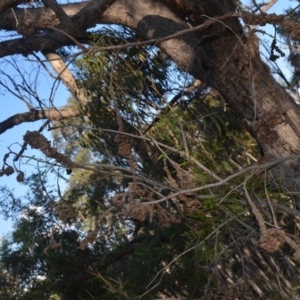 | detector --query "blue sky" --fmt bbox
[0,0,298,237]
